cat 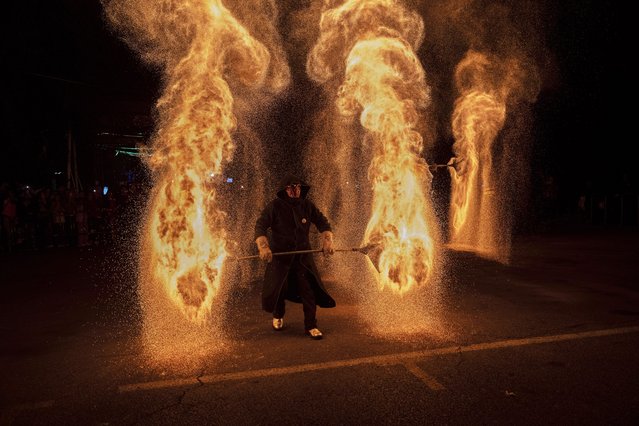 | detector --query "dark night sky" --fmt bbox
[533,0,627,196]
[0,1,628,202]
